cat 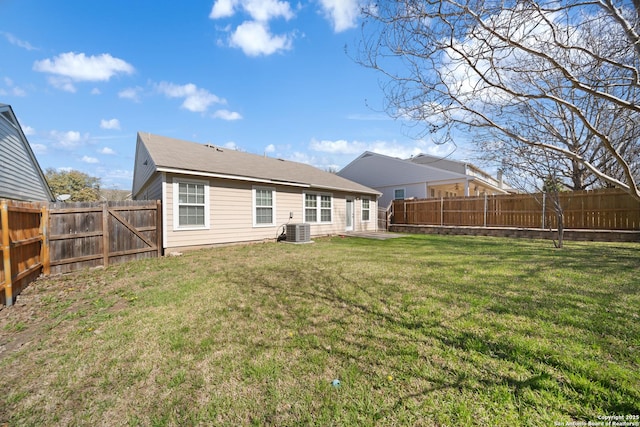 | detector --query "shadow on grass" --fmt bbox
[225,237,640,423]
